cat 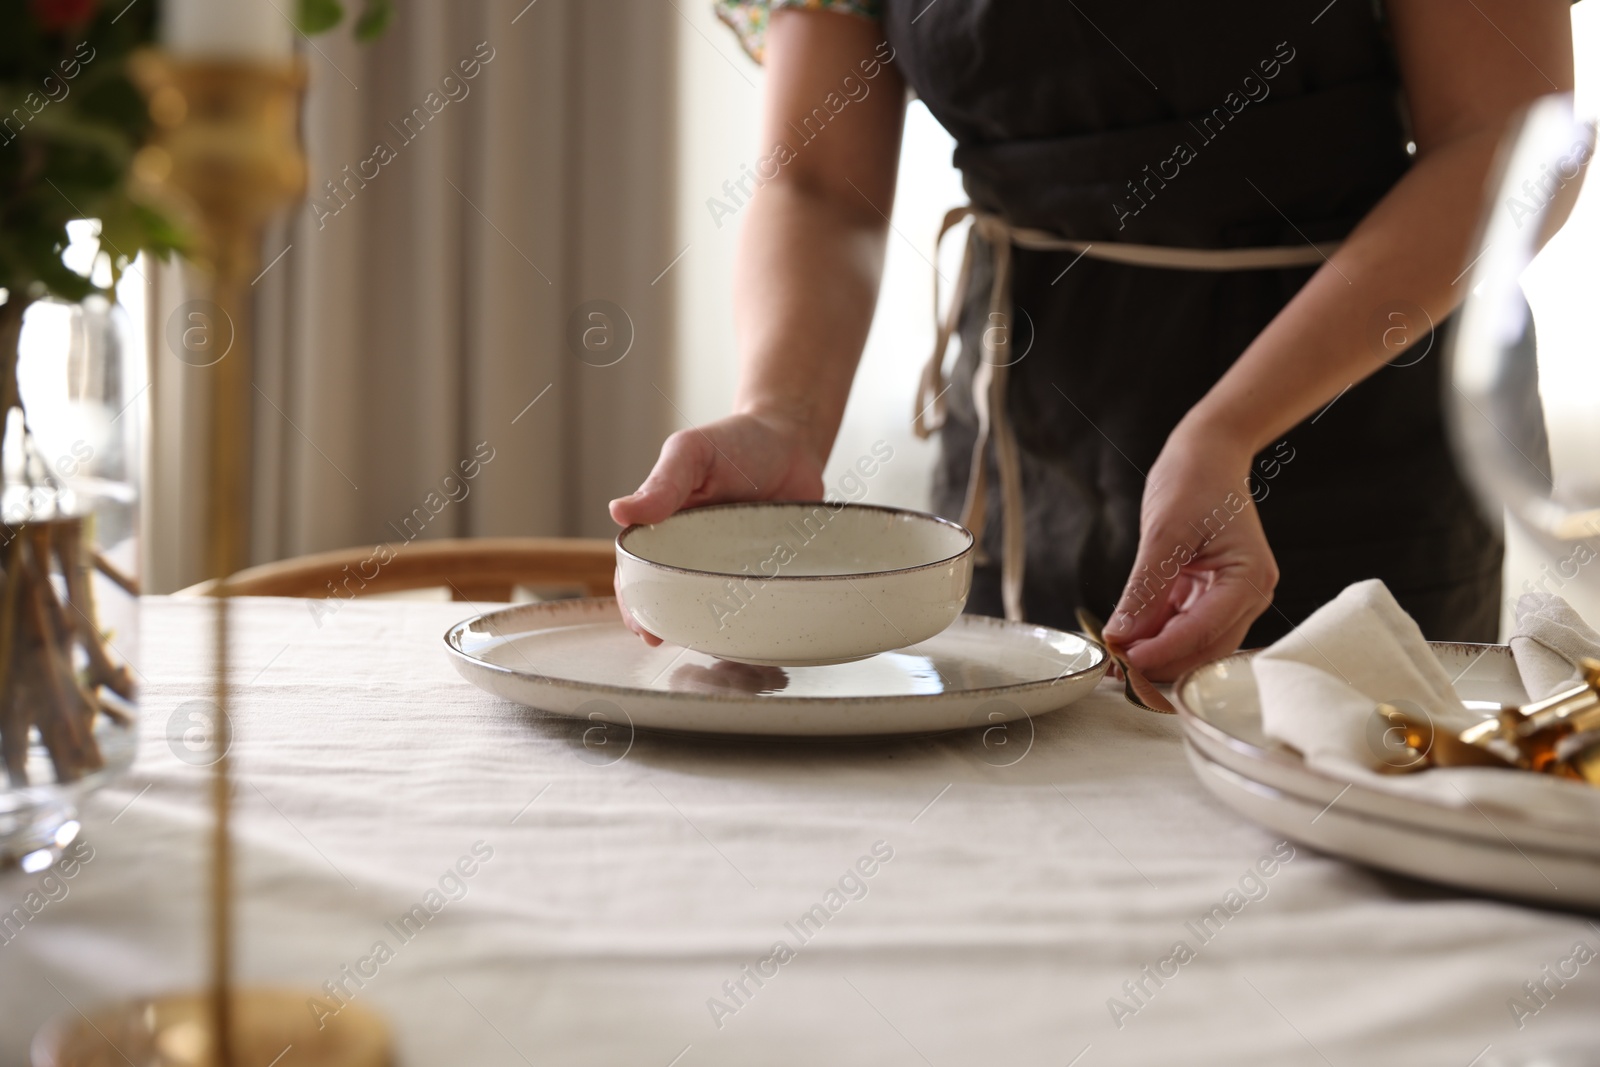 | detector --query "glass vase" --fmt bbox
[0,293,141,871]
